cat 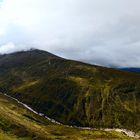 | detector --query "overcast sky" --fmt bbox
[0,0,140,67]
